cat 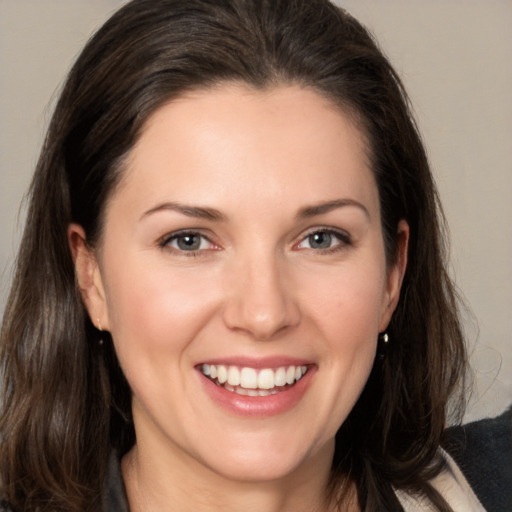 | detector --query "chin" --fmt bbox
[207,453,306,483]
[197,431,331,484]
